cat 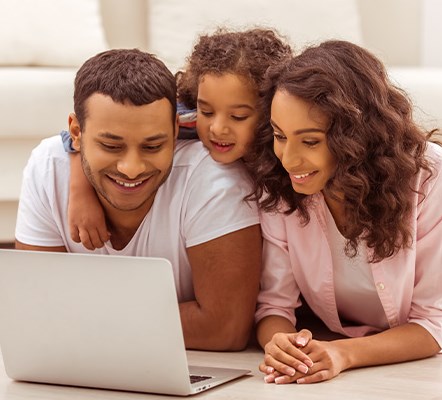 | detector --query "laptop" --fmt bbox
[0,249,250,396]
